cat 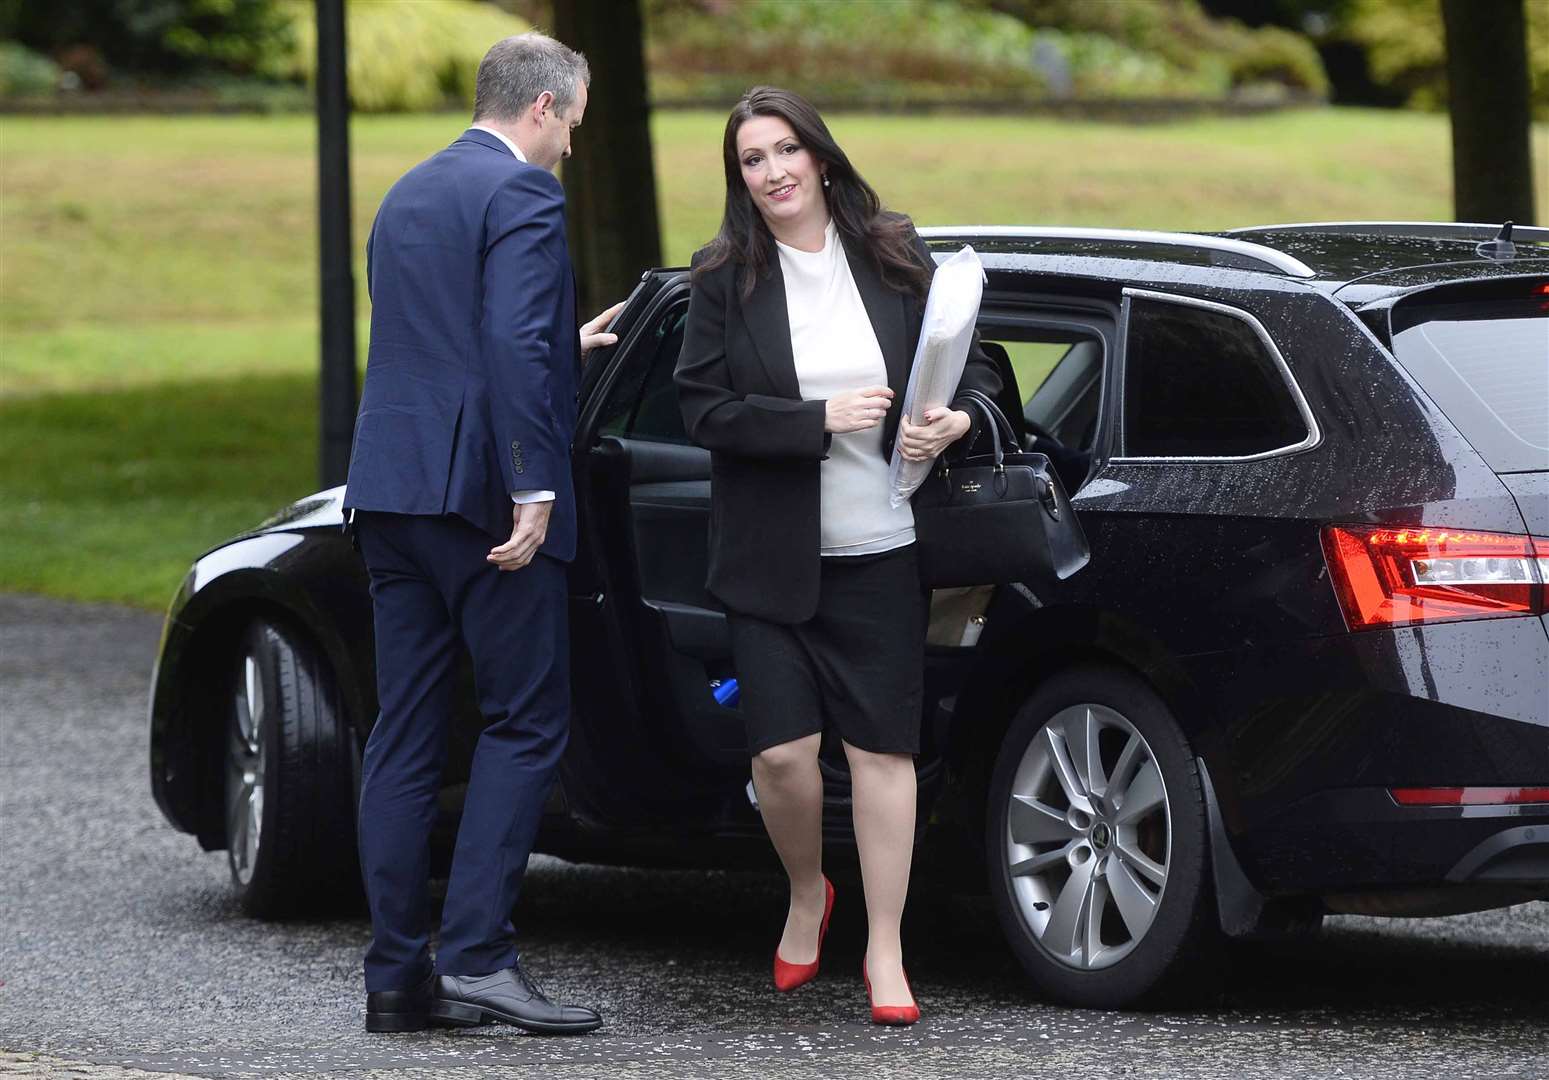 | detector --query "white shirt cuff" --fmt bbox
[511,490,555,504]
